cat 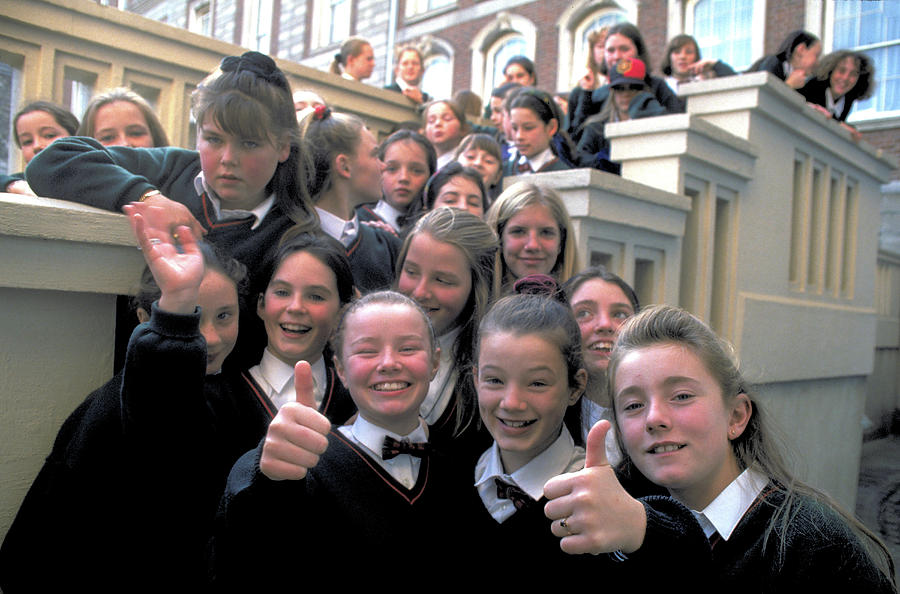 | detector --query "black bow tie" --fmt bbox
[382,436,430,460]
[494,478,534,510]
